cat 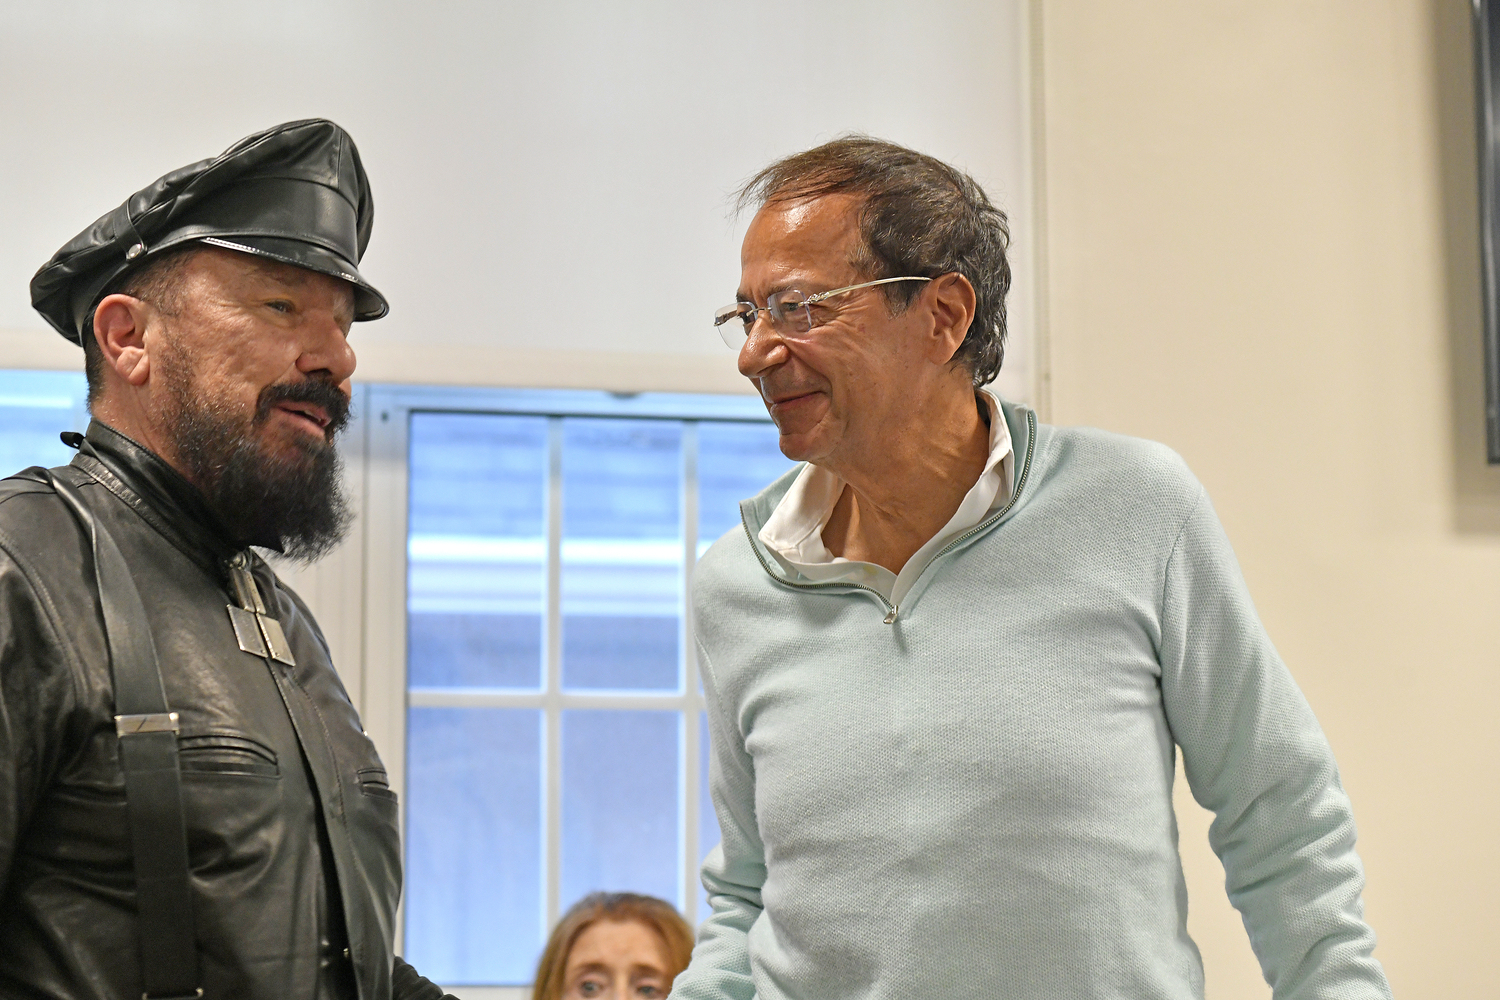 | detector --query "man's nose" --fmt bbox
[297,314,357,385]
[737,313,788,379]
